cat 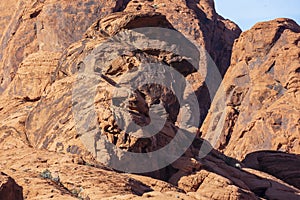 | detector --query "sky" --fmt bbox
[214,0,300,30]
